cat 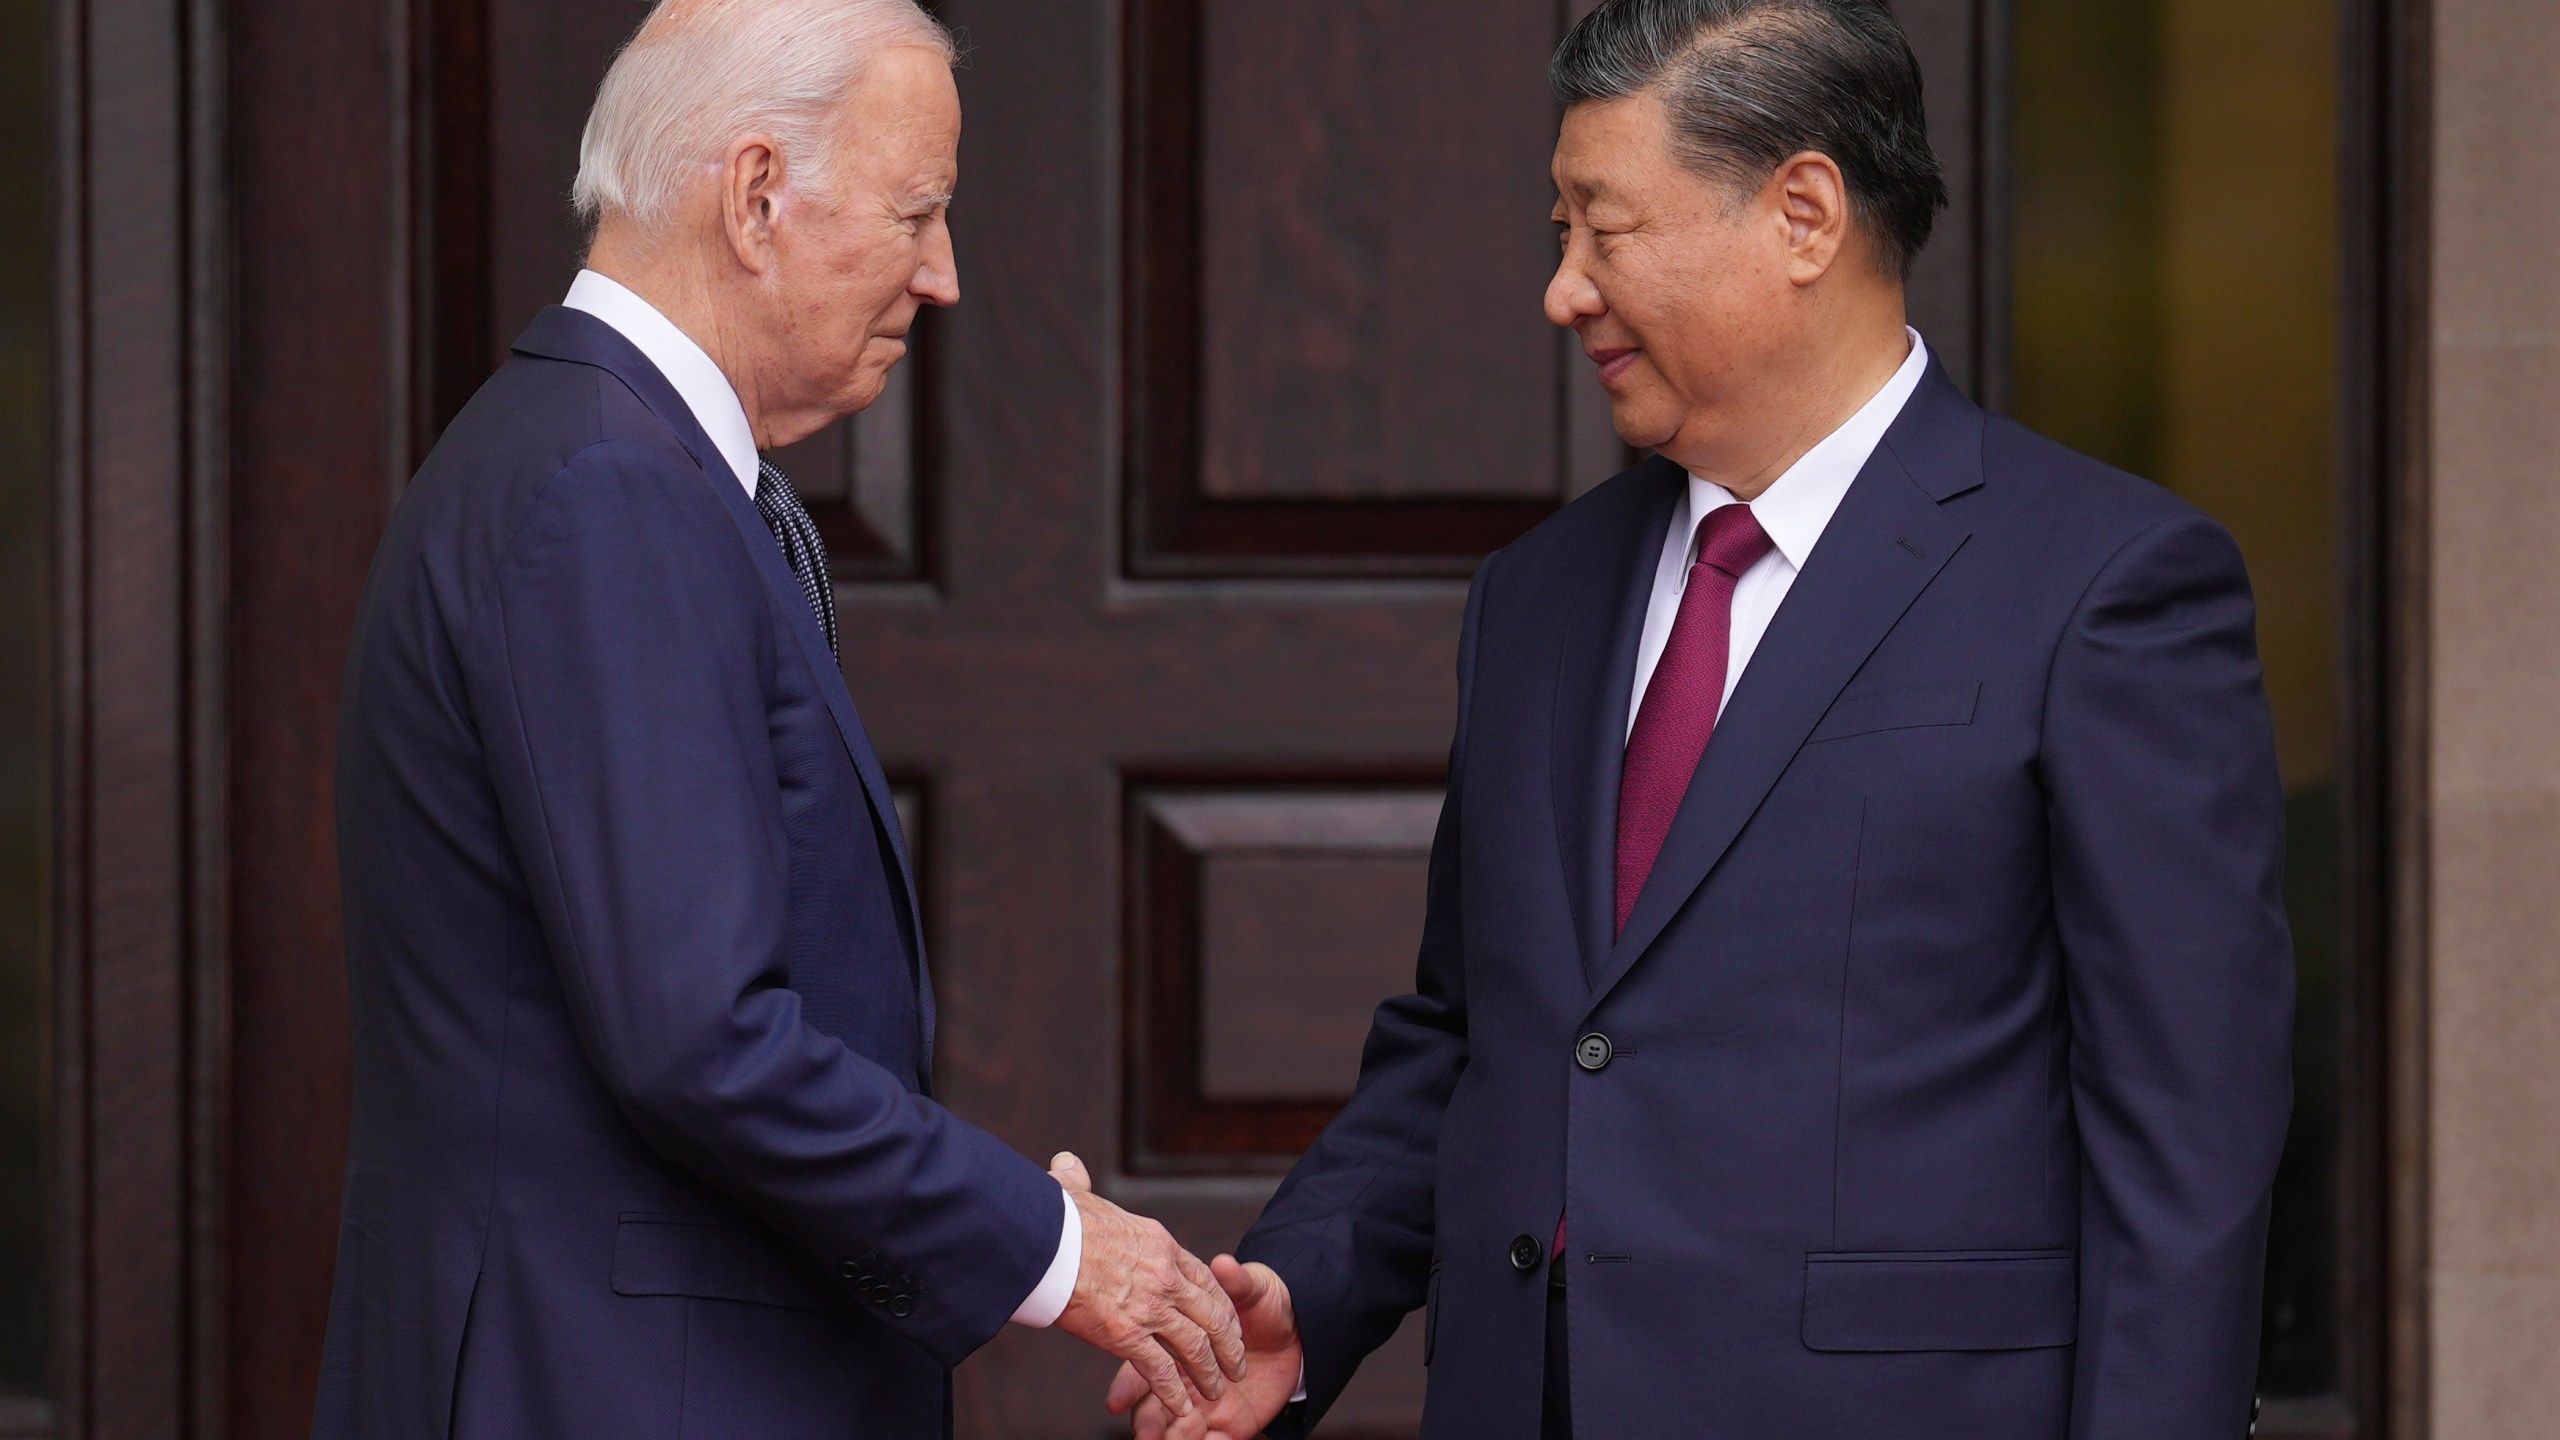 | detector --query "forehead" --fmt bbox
[835,46,961,181]
[843,48,960,141]
[1551,92,1681,203]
